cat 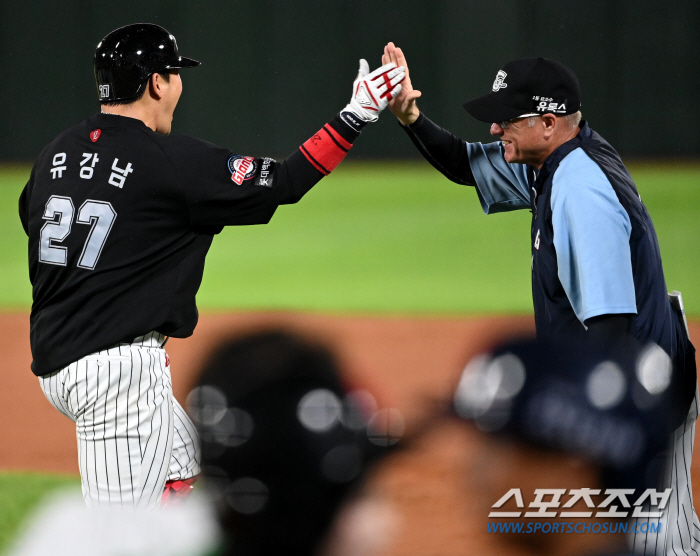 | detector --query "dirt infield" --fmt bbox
[2,312,698,556]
